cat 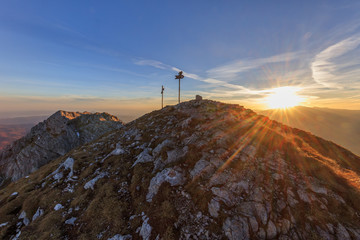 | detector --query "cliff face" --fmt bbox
[0,111,123,183]
[0,100,359,240]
